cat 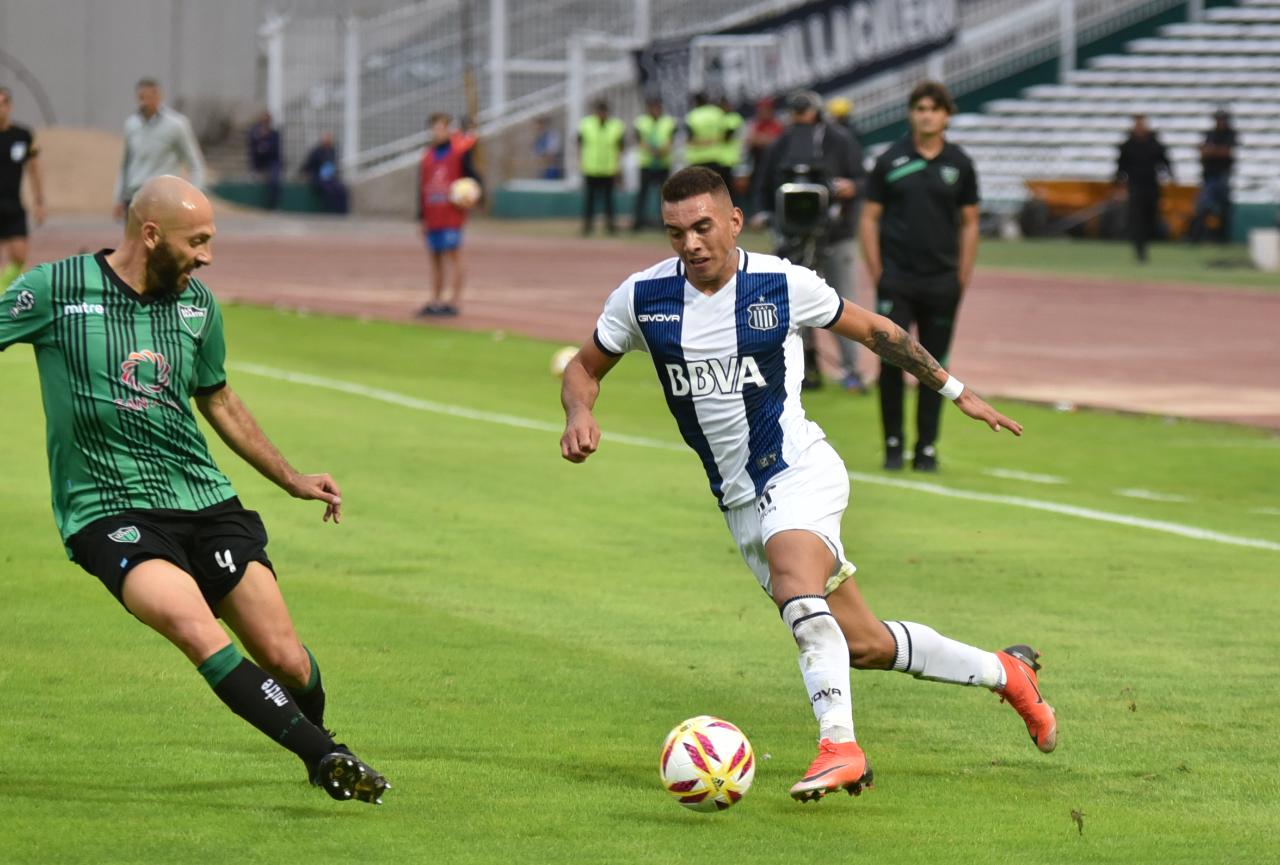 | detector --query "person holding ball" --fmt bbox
[418,112,483,318]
